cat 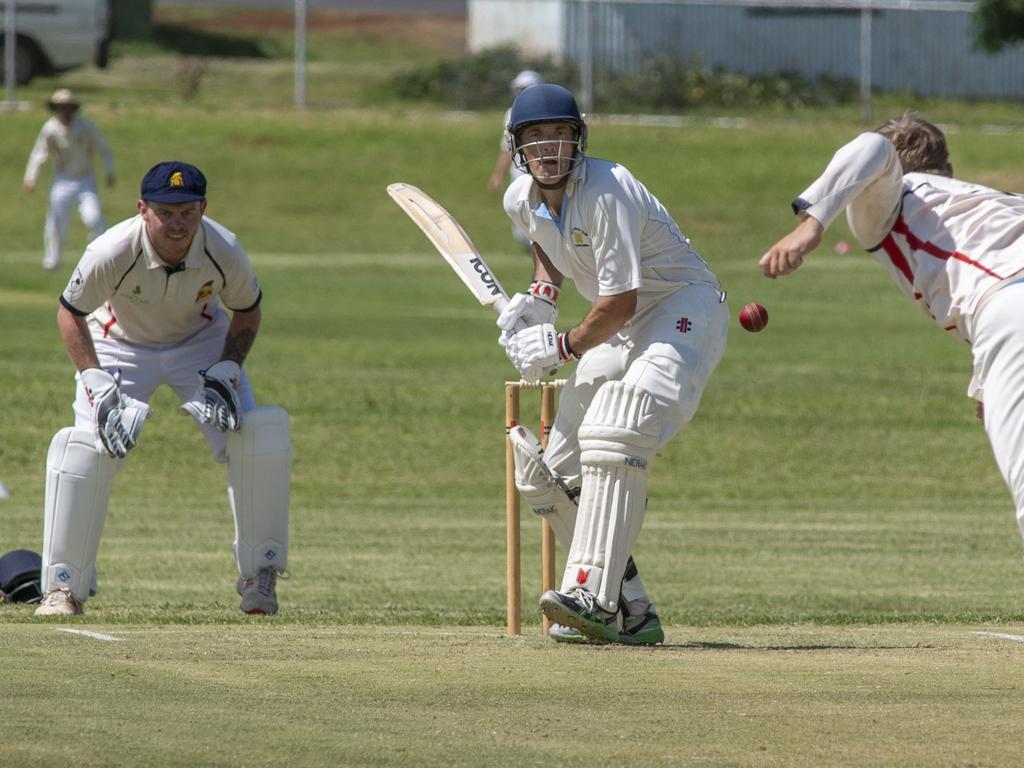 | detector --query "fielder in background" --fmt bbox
[23,89,115,271]
[499,84,729,644]
[760,112,1024,555]
[35,161,291,618]
[488,69,543,251]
